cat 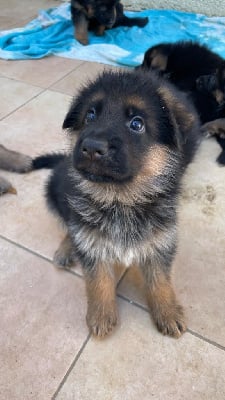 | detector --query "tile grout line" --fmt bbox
[1,235,224,352]
[0,60,85,92]
[117,293,225,352]
[117,292,149,312]
[47,61,86,92]
[187,329,225,351]
[0,86,47,122]
[116,268,129,289]
[0,60,86,122]
[1,232,224,353]
[3,230,223,354]
[0,234,83,280]
[51,334,91,399]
